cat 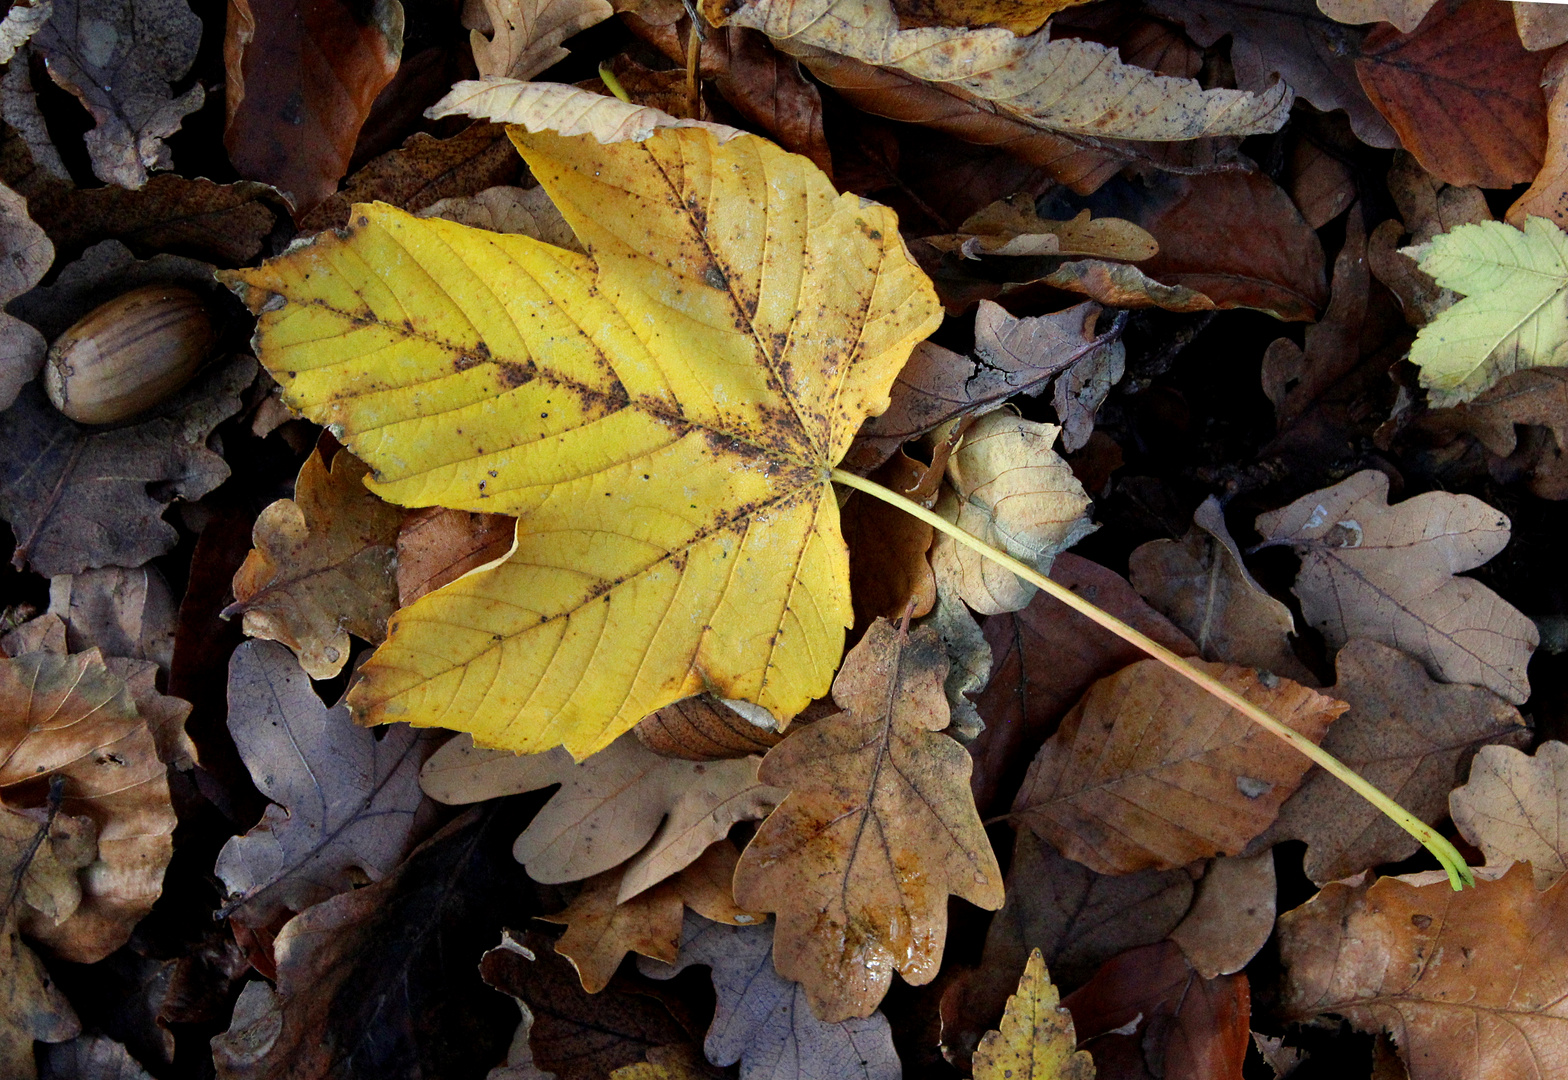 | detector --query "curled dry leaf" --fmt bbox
[214,641,437,929]
[971,949,1094,1080]
[1012,658,1346,874]
[931,411,1096,616]
[969,553,1199,817]
[0,0,51,66]
[1450,741,1568,888]
[223,0,404,215]
[1354,0,1548,189]
[733,618,1004,1022]
[225,449,403,680]
[427,77,746,144]
[1129,494,1317,685]
[633,695,783,761]
[226,118,942,758]
[709,0,1292,142]
[1064,941,1250,1080]
[640,913,902,1080]
[468,0,613,81]
[416,184,583,252]
[924,199,1158,261]
[0,357,252,578]
[1368,152,1493,329]
[32,0,205,188]
[1255,469,1538,703]
[1262,639,1525,885]
[0,650,175,964]
[1279,863,1568,1080]
[0,180,50,411]
[938,827,1192,1067]
[395,506,516,607]
[1168,852,1276,979]
[299,122,527,233]
[420,731,782,899]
